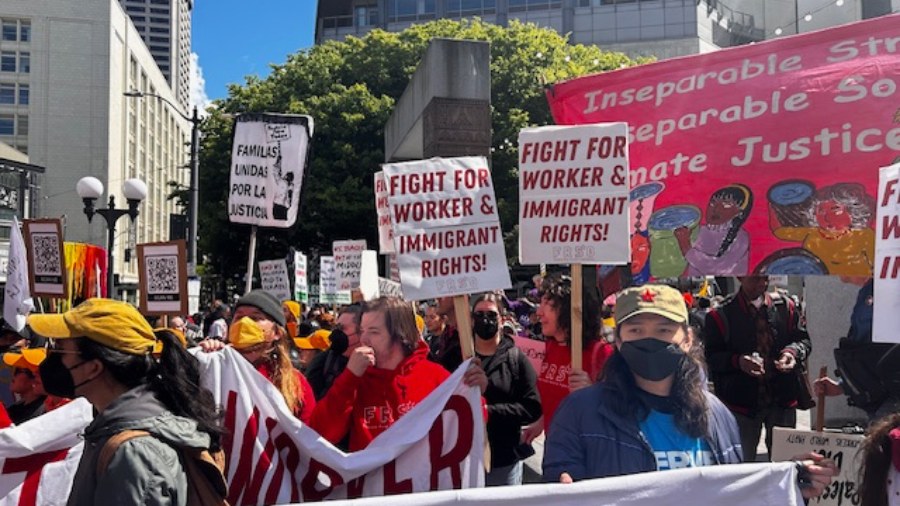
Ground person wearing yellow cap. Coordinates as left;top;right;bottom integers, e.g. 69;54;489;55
27;298;225;506
543;285;837;500
294;329;331;372
5;359;44;425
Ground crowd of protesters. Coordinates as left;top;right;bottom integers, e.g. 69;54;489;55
9;272;900;504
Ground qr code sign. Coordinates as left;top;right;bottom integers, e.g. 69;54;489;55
146;256;178;293
31;233;61;275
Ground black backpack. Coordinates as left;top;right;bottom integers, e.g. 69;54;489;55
833;339;893;413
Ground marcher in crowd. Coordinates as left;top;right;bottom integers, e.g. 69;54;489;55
205;302;230;340
521;272;613;444
857;413;900;506
429;296;462;373
423;302;446;346
294;329;331;373
310;296;486;451
200;290;315;423
705;276;811;461
470;293;542;486
543;285;836;501
6;364;46;424
28;299;226;505
305;303;364;400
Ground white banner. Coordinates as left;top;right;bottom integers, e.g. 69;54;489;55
294;252;309;304
322;462;804;506
259;259;292;302
319;256;352;305
0;399;92;506
333;240;367;291
771;428;864;506
874;162;900;343
4;217;33;332
375;172;396;254
518;124;630;265
360;250;380;301
383;157;511;300
228;113;313;228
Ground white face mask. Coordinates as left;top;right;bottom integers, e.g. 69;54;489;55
751;296;764;308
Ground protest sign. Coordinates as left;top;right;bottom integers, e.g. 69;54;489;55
294;252;309;304
547;14;900;277
518;124;630;265
512;335;545;374
360;250;380;301
383;157;511;300
4;217;33;332
333;240;367;291
137;240;188;315
22;219;67;298
259;259;292;301
375;172;395;254
378;277;403;298
320;255;352;305
771;427;864;506
874;162;900;343
228;113;313;228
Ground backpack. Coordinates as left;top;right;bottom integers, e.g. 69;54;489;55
833;339;892;413
97;430;229;506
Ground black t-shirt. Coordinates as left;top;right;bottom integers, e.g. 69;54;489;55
7;396;47;425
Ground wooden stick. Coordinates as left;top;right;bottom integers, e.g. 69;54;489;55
454;294;474;360
244;225;257;294
814;365;827;432
570;264;583;370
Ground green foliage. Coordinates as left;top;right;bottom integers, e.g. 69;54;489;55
198;18;646;284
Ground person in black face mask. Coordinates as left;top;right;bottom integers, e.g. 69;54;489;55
543;284;837;501
470;293;542;486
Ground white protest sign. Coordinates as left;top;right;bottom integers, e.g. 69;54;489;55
360;250;380;301
874;162;900;343
320;255;352;305
771;427;864;506
384;157;511;300
228;113;313;228
375;172;395;253
518;124;630;265
378;278;403;298
333;240;366;291
259;259;292;301
294;252;309;304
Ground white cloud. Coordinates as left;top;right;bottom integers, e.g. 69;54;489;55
189;52;212;115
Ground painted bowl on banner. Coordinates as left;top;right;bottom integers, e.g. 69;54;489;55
647;205;701;278
629;182;665;232
754;248;829;275
767;180;815;228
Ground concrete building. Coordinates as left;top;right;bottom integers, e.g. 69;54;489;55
119;0;192;110
316;0;897;60
0;0;190;296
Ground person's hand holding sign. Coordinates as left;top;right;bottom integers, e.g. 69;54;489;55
348;346;376;376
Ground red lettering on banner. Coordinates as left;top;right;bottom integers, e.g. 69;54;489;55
346;474;366;499
271;432;302;503
389;172;447;195
2;449;69;506
246;418;278;504
392;198;474;223
521;167;606;191
586;136;627;159
879;255;900;279
227;401;262;505
301;459;344;501
882;214;900;240
428;395;474;490
882;179;898;206
384;459;413;494
520;139;582;164
453;168;491;190
421;254;487;278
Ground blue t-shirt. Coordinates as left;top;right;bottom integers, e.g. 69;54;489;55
639;409;715;470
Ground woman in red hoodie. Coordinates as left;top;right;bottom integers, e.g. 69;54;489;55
310;296;453;451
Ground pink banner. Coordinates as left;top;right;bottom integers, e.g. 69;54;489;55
547;14;900;278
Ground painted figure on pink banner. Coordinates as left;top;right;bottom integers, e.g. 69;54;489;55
675;184;754;276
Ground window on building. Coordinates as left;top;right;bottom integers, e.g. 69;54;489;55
509;0;560;10
150;17;169;23
150;8;170;14
130;16;147;22
355;5;378;26
1;21;16;41
150;36;169;43
16;114;26;136
0;52;15;72
447;0;496;14
18;53;29;73
19;22;30;42
0;114;13;135
150;27;168;33
18;84;28;105
126;5;145;12
0;84;13;104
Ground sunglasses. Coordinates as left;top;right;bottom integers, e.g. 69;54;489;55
473;311;499;319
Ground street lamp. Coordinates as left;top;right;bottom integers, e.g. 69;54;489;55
124;90;200;276
76;176;147;299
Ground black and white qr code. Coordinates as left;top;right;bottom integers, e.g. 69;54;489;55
146;256;178;293
31;233;61;275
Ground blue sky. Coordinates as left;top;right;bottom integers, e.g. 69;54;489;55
193;1;317;101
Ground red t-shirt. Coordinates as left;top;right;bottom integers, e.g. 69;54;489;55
256;361;316;424
0;403;11;428
537;339;613;430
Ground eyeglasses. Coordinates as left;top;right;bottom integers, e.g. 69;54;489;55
473;311;499;319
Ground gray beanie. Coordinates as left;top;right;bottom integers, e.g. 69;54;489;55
235;290;286;327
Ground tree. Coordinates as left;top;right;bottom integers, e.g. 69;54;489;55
198;19;647;288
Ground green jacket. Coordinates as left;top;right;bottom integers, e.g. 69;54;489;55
67;385;213;506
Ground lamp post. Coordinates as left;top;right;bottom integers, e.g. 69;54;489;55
124;90;200;276
76;176;147;299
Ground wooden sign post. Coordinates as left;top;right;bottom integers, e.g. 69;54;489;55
454;295;474;360
570;264;584;370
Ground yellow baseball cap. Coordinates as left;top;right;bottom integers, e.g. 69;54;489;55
2;347;46;370
615;285;688;325
282;300;301;321
27;299;156;356
294;329;331;351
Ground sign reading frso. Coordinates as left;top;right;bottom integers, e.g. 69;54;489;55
771;427;864;506
547;14;900;277
874;162;900;343
228;113;313;228
319;255;352;305
375;172;395;253
518;124;630;265
22;219;67;298
294;252;309;304
333;240;367;291
383;157;511;300
259;259;292;302
137;240;188;316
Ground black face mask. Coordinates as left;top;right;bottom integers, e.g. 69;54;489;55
329;329;349;355
38;352;93;398
473;314;500;340
619;338;685;381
